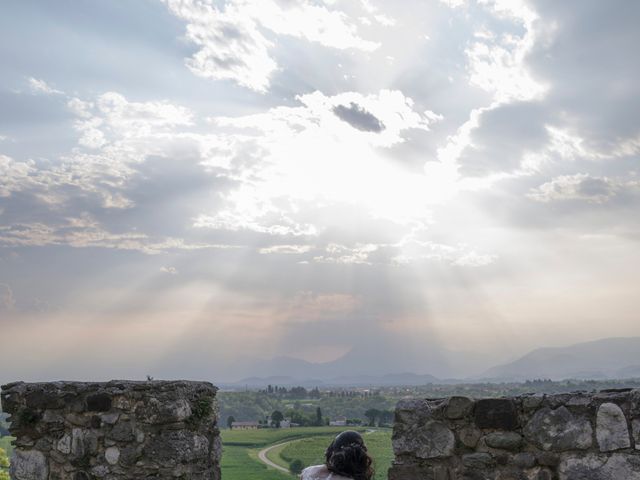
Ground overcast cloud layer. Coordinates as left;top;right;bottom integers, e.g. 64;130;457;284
1;0;639;383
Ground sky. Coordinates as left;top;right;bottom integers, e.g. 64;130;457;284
1;0;639;383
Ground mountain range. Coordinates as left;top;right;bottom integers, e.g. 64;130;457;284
222;336;640;387
479;336;640;381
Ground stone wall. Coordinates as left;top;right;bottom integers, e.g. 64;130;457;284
0;381;221;480
390;389;640;480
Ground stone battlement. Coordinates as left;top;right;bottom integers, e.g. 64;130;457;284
1;380;221;480
390;389;640;480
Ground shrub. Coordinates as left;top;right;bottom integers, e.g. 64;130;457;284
289;459;305;475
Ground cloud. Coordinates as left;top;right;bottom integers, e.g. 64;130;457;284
359;0;396;26
160;266;178;274
439;0;466;7
435;0;640;209
526;1;640;152
196;89;445;238
332;102;385;132
256;238;498;268
0;283;15;311
312;242;380;265
390;238;498;267
0;217;235;254
27;77;64;95
528;174;640;204
0;91;199;214
456;101;549;176
0;154;38;198
259;244;313;255
70;92;193;149
161;0;378;92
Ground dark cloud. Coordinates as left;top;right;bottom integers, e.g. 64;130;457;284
332;102;385;132
527;0;640;150
455;1;640;177
577;177;613;198
458;102;549;176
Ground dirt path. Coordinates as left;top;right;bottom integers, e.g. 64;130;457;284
258;440;296;474
257;429;377;475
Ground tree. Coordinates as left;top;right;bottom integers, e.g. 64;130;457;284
364;408;380;427
289;459;304;475
226;415;236;430
271;410;284;428
315;407;323;426
378;410;394;426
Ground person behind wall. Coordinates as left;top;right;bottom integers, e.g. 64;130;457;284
300;430;374;480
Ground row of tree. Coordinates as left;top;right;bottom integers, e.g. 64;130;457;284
363;408;394;427
227;407;325;429
261;385;322;399
259;385;382;399
227;406;394;428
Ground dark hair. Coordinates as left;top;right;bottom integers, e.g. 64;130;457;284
324;431;374;480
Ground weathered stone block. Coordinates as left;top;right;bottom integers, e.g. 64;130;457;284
536;452;560;467
633;418;640;450
485;432;523;451
459;425;482;448
524;406;592;451
513;452;536;468
143;430;210;465
56;434;71;454
107;420;135;442
86;393;112;412
474;399;519;430
559;453;640;479
596;402;631;452
463;452;495;469
393;419;455;459
104;446;120;465
522;394;544;411
388;463;438;480
446;396;474;419
9;449;49;480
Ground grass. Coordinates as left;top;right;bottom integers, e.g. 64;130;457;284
221;444;291;480
277;430;393;480
264;441;291;470
0;437;13;457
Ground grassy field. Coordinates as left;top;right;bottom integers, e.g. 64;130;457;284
221;444;291;480
0;437;13;457
220;427;392;480
274;430;393;480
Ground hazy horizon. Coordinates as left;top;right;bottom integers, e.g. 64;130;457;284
1;0;640;385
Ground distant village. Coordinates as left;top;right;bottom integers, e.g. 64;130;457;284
230;415;350;430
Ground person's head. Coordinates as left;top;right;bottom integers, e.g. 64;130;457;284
324;430;374;480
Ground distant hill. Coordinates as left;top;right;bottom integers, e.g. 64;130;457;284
480;337;640;381
221;336;640;387
231;337;489;385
